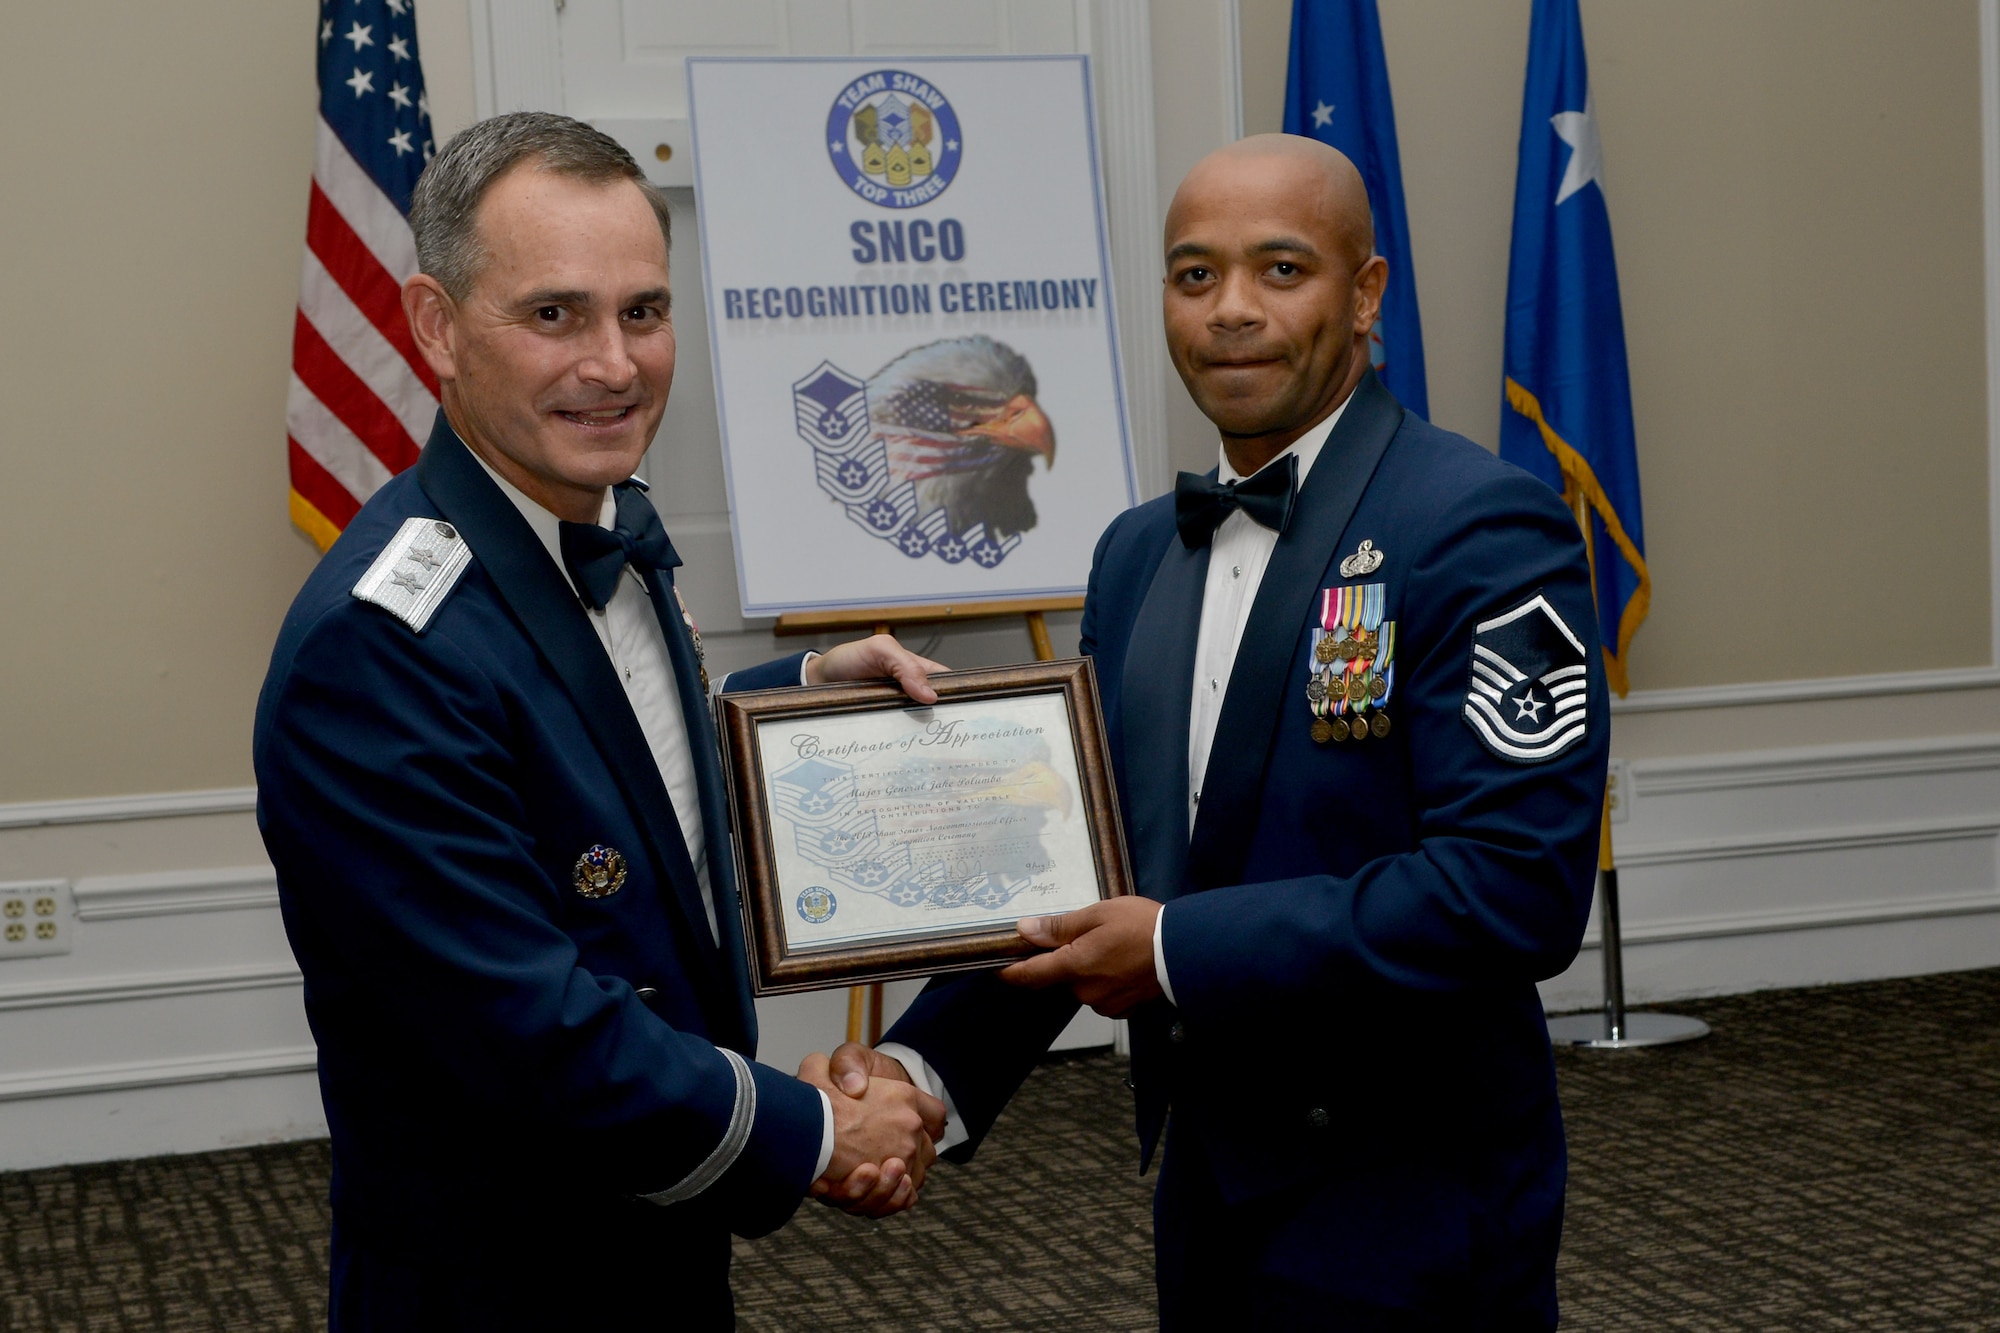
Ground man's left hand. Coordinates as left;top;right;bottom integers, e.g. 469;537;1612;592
807;634;948;705
999;897;1163;1018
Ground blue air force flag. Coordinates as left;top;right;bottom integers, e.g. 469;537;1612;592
1500;0;1649;695
1463;594;1590;764
1284;0;1428;418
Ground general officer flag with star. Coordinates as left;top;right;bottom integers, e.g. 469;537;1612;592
1284;0;1428;418
1500;0;1649;696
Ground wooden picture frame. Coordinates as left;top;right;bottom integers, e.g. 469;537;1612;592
717;657;1133;995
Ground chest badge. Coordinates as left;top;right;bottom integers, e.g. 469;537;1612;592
1309;582;1396;744
1338;540;1384;578
573;844;628;899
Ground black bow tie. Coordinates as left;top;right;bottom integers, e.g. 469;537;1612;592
1174;454;1299;549
558;484;681;611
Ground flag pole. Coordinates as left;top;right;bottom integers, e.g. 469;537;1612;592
1545;492;1708;1049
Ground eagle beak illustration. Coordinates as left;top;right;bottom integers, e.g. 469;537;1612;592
966;393;1056;465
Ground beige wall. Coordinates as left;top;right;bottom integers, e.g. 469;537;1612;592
0;2;323;802
1240;0;1992;693
1;0;1994;806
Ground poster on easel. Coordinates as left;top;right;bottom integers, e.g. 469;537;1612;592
687;55;1137;618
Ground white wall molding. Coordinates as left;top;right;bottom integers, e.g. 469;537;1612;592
1632;733;2000;797
1982;0;2000;665
1612;664;2000;714
72;866;279;921
471;0;565;118
0;786;256;831
1543;728;2000;1009
0;963;300;1014
0;1046;319;1105
1581;887;2000;952
1613;811;2000;871
1087;0;1172;500
1222;0;1245;141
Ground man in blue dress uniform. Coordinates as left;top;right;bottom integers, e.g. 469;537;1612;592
831;135;1609;1327
254;114;945;1330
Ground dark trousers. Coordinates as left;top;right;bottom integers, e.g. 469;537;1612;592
330;1197;734;1331
1152;1115;1563;1332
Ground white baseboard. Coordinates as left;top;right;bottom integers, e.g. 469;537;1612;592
1539;732;2000;1011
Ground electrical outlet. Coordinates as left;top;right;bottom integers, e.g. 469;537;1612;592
0;880;73;958
1605;759;1631;825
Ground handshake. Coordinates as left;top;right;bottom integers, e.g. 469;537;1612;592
798;1042;941;1219
789;896;1171;1219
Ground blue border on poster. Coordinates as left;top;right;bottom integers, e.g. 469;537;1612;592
687;54;1138;618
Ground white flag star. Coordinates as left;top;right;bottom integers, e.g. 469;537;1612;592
1311;101;1334;129
344;21;373;52
388;129;415;156
345;67;374;97
387;81;413;110
320;18;332;45
388;34;410;62
1550;89;1603;206
417;90;430;122
386;0;410;14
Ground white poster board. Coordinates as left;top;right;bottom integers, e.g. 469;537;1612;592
687;56;1137;617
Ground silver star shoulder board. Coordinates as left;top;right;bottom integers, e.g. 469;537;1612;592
1462;592;1590;764
350;517;473;634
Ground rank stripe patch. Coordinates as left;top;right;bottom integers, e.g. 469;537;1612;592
1463;707;1588;762
1461;592;1591;765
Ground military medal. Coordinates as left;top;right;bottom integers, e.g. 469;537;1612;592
1307;581;1397;744
674;587;710;695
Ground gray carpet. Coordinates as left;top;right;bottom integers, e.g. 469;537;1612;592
4;968;2000;1330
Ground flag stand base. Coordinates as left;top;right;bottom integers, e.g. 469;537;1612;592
1547;1010;1709;1048
1546;866;1711;1050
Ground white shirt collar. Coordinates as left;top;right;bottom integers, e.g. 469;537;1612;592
1215;390;1353;485
464;447;616;600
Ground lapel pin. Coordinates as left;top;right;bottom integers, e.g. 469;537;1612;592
573;844;628;899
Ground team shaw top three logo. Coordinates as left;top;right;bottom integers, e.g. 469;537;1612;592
827;69;963;208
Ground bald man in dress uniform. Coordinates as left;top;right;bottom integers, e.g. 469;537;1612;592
830;135;1609;1329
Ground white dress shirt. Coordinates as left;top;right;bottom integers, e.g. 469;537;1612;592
1154;397;1351;1006
470;455;836;1183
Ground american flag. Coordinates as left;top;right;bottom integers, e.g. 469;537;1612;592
287;0;438;552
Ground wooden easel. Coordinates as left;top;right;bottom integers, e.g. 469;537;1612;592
774;595;1082;1044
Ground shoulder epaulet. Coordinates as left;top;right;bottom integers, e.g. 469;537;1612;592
350;517;473;633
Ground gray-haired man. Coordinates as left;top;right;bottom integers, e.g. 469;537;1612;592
256;112;945;1330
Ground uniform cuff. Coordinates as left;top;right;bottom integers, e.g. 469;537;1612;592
875;1040;969;1154
1153;902;1178;1008
641;1048;756;1205
813;1088;835;1181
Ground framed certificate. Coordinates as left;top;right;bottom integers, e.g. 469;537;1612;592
717;658;1133;994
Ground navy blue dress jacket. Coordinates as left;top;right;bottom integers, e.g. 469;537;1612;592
254;418;818;1329
883;374;1608;1320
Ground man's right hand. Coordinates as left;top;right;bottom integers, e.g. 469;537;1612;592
798;1051;944;1219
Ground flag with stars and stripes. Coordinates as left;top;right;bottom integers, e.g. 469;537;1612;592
287;0;437;552
1283;0;1428;419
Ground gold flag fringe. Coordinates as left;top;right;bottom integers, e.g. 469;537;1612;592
1503;377;1650;697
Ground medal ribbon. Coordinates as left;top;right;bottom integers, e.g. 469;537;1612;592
1309;583;1397;736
